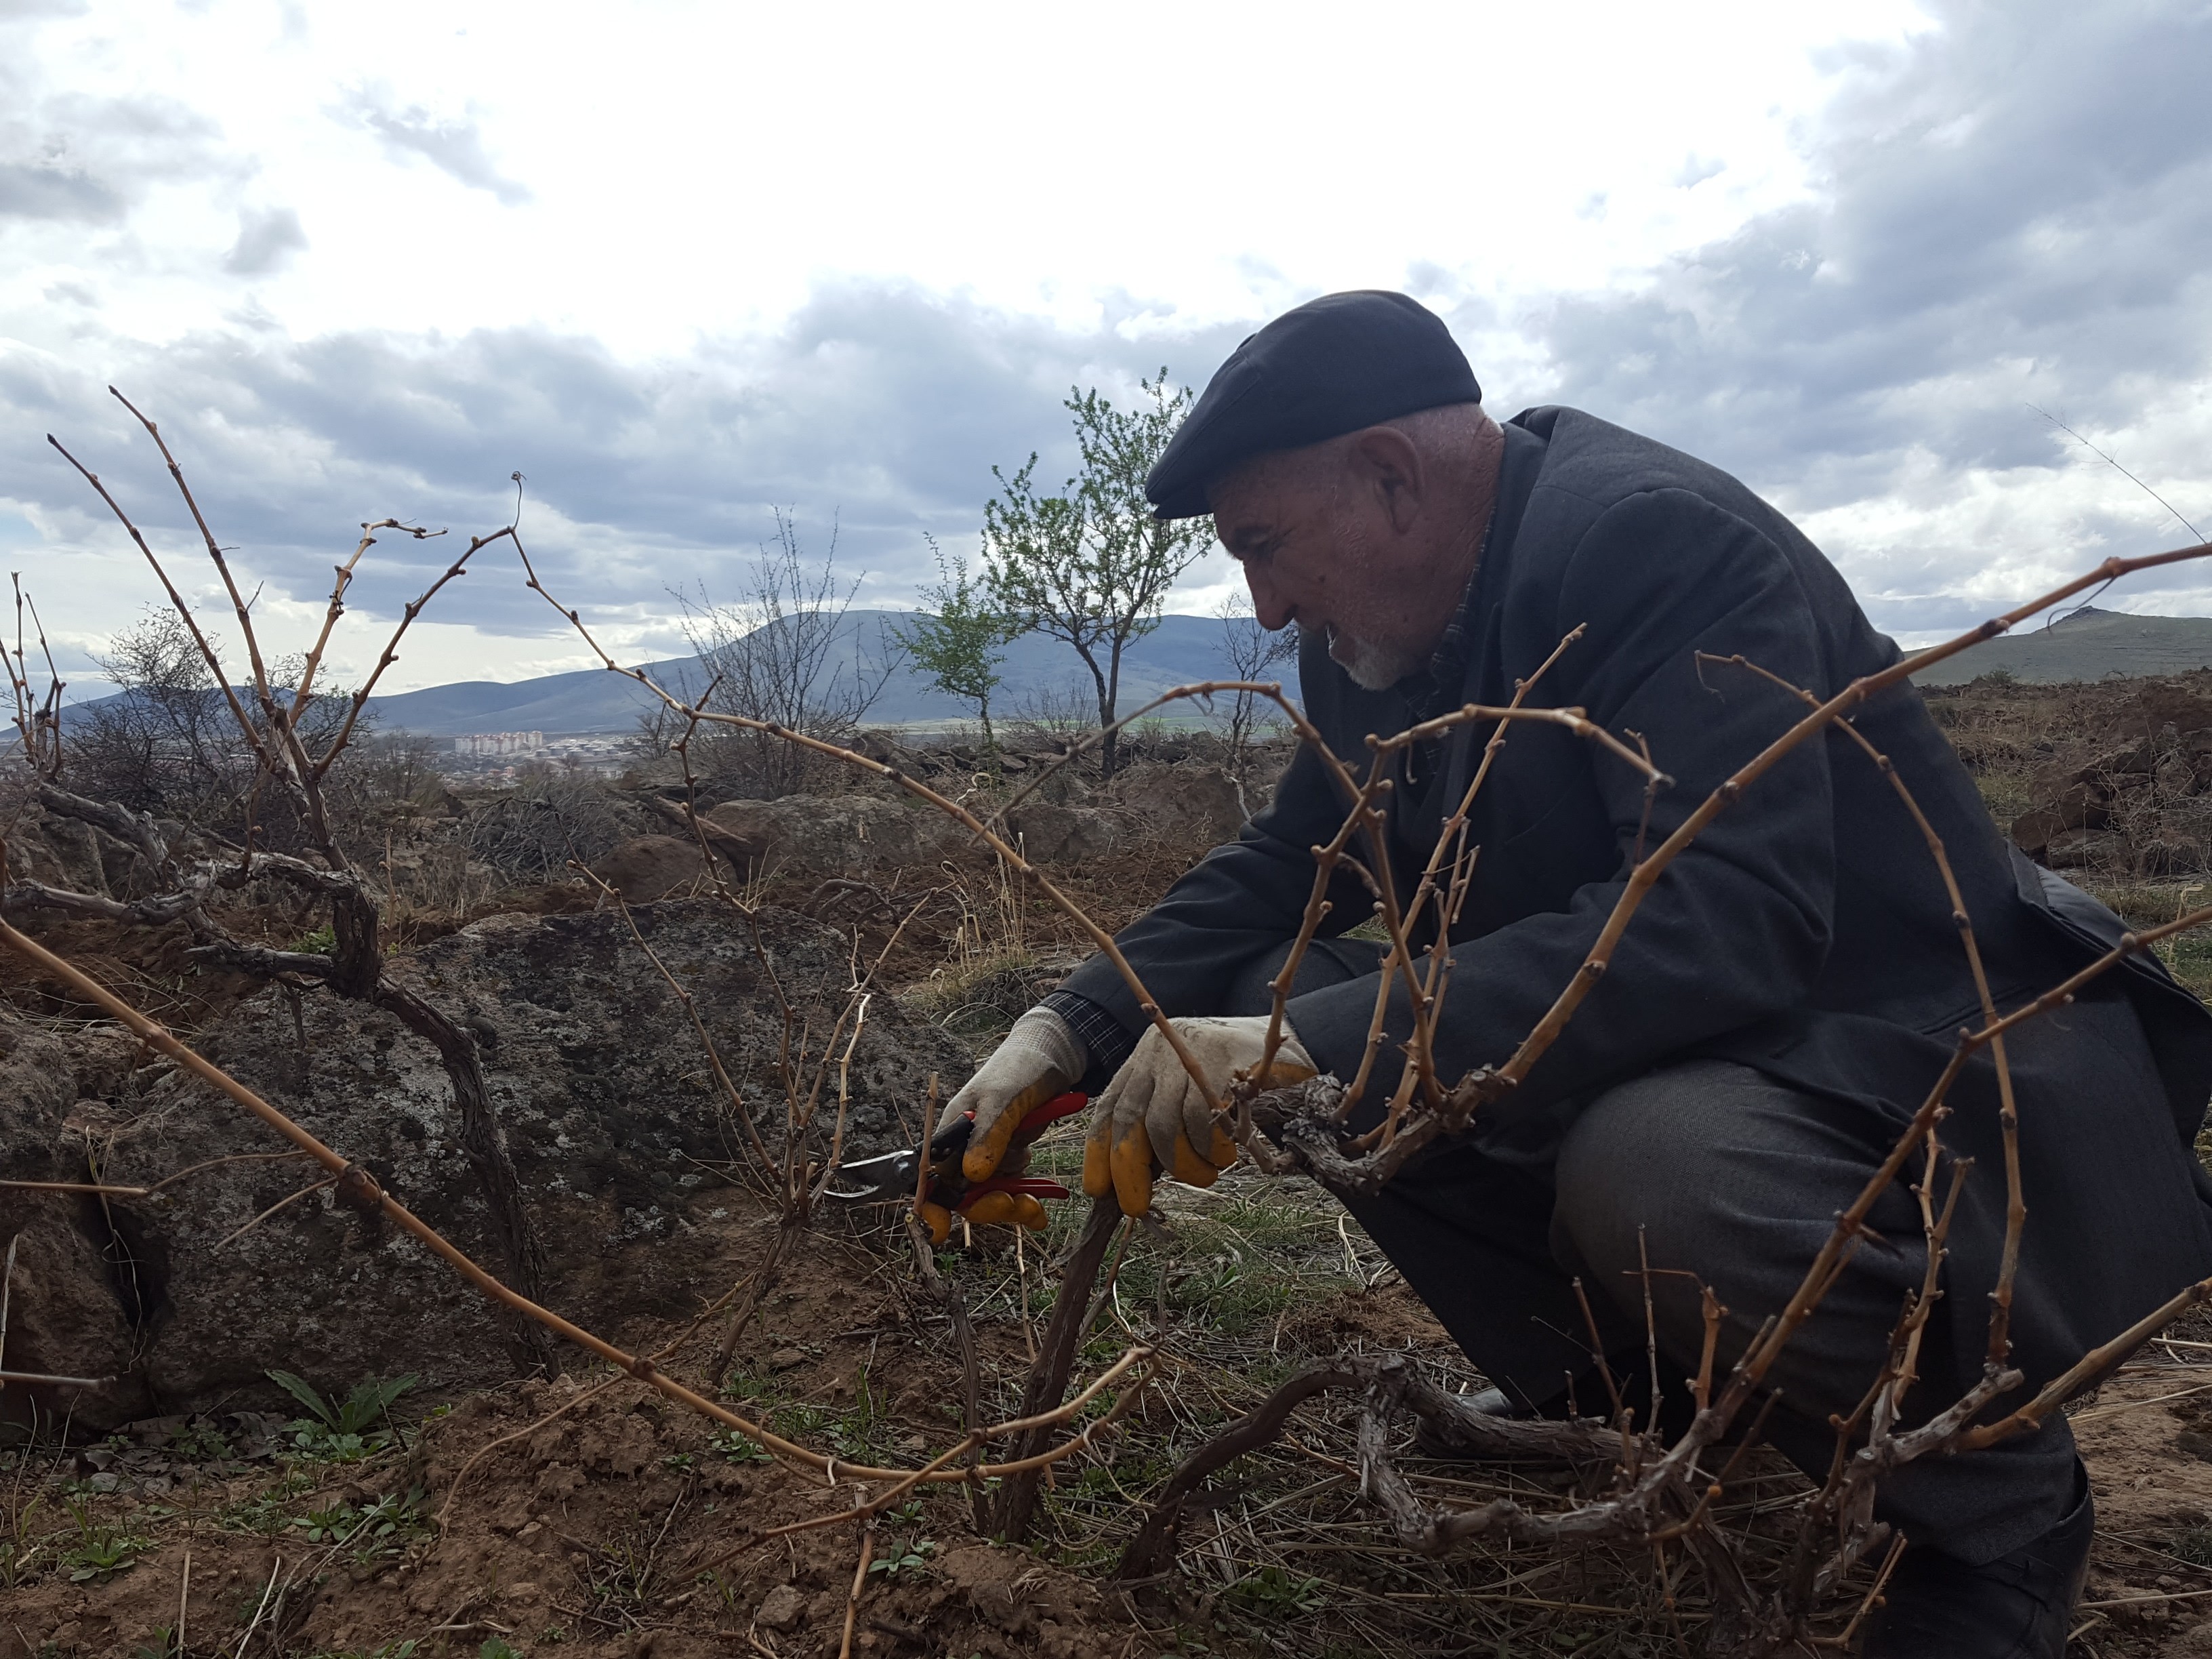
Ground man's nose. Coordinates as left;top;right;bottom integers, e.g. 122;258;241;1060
1245;565;1292;632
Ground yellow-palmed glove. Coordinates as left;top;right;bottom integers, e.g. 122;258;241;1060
935;1006;1086;1183
1082;1016;1316;1217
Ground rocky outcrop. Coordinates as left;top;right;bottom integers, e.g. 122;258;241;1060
2011;716;2212;874
588;833;713;901
1008;762;1249;865
1109;760;1246;846
0;900;967;1427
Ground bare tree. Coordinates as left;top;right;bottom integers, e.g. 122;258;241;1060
1214;591;1300;777
677;510;900;796
70;609;368;855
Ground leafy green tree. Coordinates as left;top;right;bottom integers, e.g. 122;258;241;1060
983;373;1212;777
894;535;1021;750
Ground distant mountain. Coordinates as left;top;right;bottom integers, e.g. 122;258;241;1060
60;611;1284;739
1909;607;2212;686
75;601;2211;737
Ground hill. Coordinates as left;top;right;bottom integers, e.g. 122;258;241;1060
363;610;1262;735
63;611;1281;738
1910;607;2212;685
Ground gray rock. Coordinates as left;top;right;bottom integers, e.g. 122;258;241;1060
0;900;966;1426
1108;761;1246;847
590;834;712;902
755;1582;806;1631
1010;762;1248;865
0;1017;151;1431
1008;802;1126;865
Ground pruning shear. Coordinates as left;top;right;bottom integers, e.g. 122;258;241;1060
827;1090;1088;1245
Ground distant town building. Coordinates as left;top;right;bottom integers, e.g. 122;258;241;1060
454;731;546;756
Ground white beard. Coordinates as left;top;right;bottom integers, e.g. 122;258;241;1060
1326;625;1425;692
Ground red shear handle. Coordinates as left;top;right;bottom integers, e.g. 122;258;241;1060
1013;1091;1088;1141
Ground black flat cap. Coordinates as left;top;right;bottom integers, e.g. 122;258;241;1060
1145;290;1480;519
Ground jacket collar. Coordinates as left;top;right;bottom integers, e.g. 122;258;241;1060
1429;419;1549;811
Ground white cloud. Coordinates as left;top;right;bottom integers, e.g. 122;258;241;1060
1522;0;2212;638
224;205;307;274
4;0;2209;686
336;85;531;206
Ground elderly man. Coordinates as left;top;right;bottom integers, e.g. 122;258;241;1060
941;291;2212;1654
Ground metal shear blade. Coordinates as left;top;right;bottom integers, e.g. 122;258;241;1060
822;1147;923;1203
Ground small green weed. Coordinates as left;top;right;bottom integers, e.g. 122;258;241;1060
707;1427;771;1464
720;1364;773;1404
222;1464;316;1534
167;1420;232;1462
291;1501;360;1544
2168;1525;2212;1566
266;1369;417;1461
868;1536;937;1580
765;1366;888;1462
1;1492;47;1589
1226;1564;1327;1618
289;1487;432;1565
64;1521;150;1582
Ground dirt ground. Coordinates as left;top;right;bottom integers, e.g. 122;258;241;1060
2060;1357;2212;1655
16;1146;2212;1659
1;1188;1139;1659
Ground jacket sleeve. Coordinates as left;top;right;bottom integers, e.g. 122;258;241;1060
1284;488;1837;1134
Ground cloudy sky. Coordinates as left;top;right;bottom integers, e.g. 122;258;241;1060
3;0;2208;696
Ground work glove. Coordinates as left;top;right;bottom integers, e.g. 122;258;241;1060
915;1187;1053;1247
1082;1015;1316;1218
935;1006;1086;1184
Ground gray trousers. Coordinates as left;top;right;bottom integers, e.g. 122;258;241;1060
1229;941;2078;1565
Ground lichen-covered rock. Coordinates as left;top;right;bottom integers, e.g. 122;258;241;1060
0;900;966;1425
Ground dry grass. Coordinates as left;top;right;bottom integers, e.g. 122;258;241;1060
894;1130;1844;1657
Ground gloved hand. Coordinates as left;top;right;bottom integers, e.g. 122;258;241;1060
1082;1016;1316;1217
935;1006;1086;1184
916;1186;1052;1246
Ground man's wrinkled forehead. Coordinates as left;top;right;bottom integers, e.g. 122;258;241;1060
1207;442;1347;551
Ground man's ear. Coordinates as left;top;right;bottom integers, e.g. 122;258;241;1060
1348;425;1425;533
